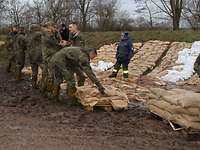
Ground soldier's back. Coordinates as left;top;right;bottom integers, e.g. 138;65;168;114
42;33;60;62
28;31;43;64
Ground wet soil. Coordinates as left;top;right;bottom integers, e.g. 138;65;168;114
0;66;199;150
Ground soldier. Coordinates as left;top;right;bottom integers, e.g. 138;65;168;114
27;24;43;88
109;32;134;78
194;54;200;77
6;26;18;73
68;21;85;47
40;22;61;93
14;27;27;81
60;21;85;47
49;47;105;100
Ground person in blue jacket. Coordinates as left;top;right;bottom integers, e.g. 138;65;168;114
109;32;134;78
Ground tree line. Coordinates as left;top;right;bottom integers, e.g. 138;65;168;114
0;0;199;31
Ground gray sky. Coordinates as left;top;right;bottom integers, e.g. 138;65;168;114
120;0;137;17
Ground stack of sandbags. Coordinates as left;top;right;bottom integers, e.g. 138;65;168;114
148;88;200;130
93;44;117;63
76;85;129;111
150;42;192;77
133;42;143;53
129;40;170;76
21;67;42;81
92;42;143;64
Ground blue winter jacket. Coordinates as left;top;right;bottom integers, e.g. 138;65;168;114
116;37;134;60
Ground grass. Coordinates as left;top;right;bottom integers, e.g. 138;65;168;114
83;30;200;48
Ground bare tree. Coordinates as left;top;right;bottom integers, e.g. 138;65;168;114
93;0;118;31
145;0;153;27
134;0;154;28
44;0;76;24
151;0;184;30
30;0;45;24
74;0;93;31
0;0;6;12
183;0;200;29
0;0;7;19
8;0;26;26
115;10;134;30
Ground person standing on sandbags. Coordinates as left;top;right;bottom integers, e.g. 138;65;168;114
109;32;134;78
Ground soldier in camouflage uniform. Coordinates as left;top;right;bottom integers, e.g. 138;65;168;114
194;54;200;77
41;22;61;92
68;22;86;86
27;24;43;88
6;26;18;73
68;21;85;47
14;27;27;81
49;47;105;99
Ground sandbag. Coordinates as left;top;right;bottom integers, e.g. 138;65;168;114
149;104;200;130
76;85;129;111
148;100;200;117
150;88;200;108
148;88;200;130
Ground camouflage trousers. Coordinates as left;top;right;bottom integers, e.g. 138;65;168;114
50;63;85;97
15;50;25;80
6;52;16;72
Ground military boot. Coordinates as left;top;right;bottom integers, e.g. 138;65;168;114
123;68;129;78
123;73;129;78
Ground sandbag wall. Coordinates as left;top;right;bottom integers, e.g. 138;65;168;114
149;42;192;77
148;88;200;130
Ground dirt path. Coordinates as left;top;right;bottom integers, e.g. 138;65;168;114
0;67;199;150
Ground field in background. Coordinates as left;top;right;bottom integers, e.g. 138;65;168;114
84;30;200;48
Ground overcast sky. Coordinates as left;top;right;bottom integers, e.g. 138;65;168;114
120;0;138;17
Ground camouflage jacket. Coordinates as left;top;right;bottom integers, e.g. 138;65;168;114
6;31;18;52
50;47;103;88
27;31;43;64
69;32;85;47
42;32;61;62
14;33;27;53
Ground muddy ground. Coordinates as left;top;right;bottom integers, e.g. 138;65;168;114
0;66;200;150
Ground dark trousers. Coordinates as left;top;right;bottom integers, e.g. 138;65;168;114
113;58;129;74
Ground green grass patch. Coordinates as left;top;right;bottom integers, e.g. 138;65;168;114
83;30;200;48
